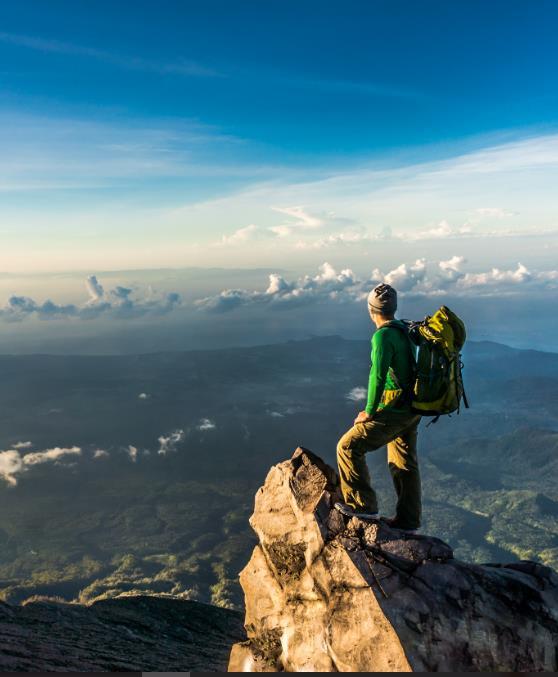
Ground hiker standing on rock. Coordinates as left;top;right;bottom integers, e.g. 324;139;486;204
335;283;422;532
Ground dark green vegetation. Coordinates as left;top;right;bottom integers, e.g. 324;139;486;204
0;337;557;608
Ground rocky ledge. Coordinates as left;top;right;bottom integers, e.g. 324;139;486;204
0;594;244;672
229;447;558;672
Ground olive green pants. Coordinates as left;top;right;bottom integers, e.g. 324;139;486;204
336;409;422;529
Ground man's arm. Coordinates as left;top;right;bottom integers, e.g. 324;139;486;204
364;329;393;417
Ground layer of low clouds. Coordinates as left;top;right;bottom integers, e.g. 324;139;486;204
2;256;556;322
0;275;181;322
195;258;558;313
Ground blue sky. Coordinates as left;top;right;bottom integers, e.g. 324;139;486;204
2;1;557;154
0;0;557;280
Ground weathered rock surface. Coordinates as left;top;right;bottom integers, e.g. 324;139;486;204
0;594;244;672
229;447;558;672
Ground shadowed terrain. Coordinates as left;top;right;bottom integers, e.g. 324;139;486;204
0;337;556;608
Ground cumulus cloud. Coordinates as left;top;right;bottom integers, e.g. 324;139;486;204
85;275;105;304
194;258;558;312
0;276;181;322
157;429;185;455
374;259;427;292
0;445;81;486
458;263;532;288
195;262;360;312
0;451;23;486
127;445;139;462
138;392;150;400
197;418;216;431
93;448;109;459
346;386;367;402
13;440;32;449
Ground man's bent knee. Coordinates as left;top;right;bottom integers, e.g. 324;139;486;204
336;428;362;459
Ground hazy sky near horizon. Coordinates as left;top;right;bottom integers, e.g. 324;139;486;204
0;0;557;276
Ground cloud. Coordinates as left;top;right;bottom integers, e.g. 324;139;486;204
475;207;517;218
0;451;23;486
127;445;139;462
0;445;81;486
194;258;558;312
294;230;370;249
138;393;150;400
214;224;279;247
195;262;360;313
93;449;109;459
197;418;216;431
213;207;323;247
438;256;467;283
458;263;532;288
157;429;185;455
0;31;222;78
13;441;32;449
23;446;81;466
272;206;323;229
406;220;473;241
346;387;367;402
85;275;105;304
0;276;181;322
269;206;324;237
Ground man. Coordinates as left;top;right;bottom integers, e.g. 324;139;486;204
335;282;422;532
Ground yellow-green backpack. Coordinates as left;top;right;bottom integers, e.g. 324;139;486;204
388;306;469;422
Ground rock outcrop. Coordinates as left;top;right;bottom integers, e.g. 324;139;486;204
0;594;244;672
229;447;558;672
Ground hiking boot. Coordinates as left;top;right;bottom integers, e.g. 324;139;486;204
334;502;379;520
381;516;421;534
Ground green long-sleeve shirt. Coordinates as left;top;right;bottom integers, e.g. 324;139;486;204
365;320;416;416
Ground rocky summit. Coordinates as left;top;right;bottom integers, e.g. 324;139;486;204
0;594;244;672
229;447;558;672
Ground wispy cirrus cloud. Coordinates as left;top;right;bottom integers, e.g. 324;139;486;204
0;31;222;77
269;206;324;237
0;111;252;194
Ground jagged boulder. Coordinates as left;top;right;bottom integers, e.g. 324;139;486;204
229;447;558;672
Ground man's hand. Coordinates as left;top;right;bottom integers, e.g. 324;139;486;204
354;410;374;425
